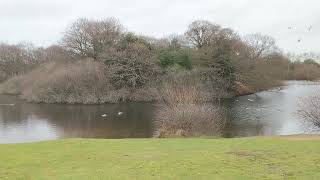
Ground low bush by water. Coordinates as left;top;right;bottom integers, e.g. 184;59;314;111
154;73;226;137
0;60;160;104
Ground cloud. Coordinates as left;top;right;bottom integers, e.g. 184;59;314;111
0;0;319;53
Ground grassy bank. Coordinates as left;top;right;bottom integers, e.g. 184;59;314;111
1;137;320;179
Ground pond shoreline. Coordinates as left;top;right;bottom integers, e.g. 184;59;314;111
0;81;319;143
0;82;284;105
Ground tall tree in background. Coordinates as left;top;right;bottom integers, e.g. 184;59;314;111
185;21;241;98
0;43;41;81
103;33;160;89
243;33;277;60
185;20;221;48
61;18;123;60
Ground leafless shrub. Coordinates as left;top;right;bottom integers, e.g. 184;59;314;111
154;72;226;137
155;103;226;137
160;72;208;104
0;62;60;95
0;59;161;104
238;60;284;92
298;94;320;128
0;60;110;104
22;60;110;104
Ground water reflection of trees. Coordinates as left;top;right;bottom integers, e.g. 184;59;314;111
224;91;287;137
0;101;156;139
0;104;28;127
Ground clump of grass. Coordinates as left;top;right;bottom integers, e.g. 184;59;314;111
154;71;226;137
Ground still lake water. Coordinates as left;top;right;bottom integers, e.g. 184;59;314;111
0;81;319;143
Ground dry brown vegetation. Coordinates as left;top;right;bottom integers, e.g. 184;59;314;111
236;59;286;92
22;60;109;104
287;63;320;81
0;60;160;104
155;103;226;137
154;72;226;137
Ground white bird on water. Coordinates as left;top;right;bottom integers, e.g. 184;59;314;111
118;112;123;116
248;99;254;102
0;104;15;106
101;114;107;117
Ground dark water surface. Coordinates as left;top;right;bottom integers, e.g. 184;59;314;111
0;81;319;143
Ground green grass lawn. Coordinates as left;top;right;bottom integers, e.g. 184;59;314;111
0;137;320;179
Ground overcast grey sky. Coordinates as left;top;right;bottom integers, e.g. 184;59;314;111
0;0;319;53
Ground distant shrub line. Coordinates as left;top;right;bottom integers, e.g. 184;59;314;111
0;18;319;104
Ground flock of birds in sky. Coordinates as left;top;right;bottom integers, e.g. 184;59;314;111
288;25;313;43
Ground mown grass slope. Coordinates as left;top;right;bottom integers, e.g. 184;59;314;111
0;137;320;179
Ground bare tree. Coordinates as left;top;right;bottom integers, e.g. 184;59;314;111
167;34;190;50
61;18;124;60
0;43;41;81
298;93;320;128
243;33;277;60
185;20;221;48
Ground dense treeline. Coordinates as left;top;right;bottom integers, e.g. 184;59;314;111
0;18;319;104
